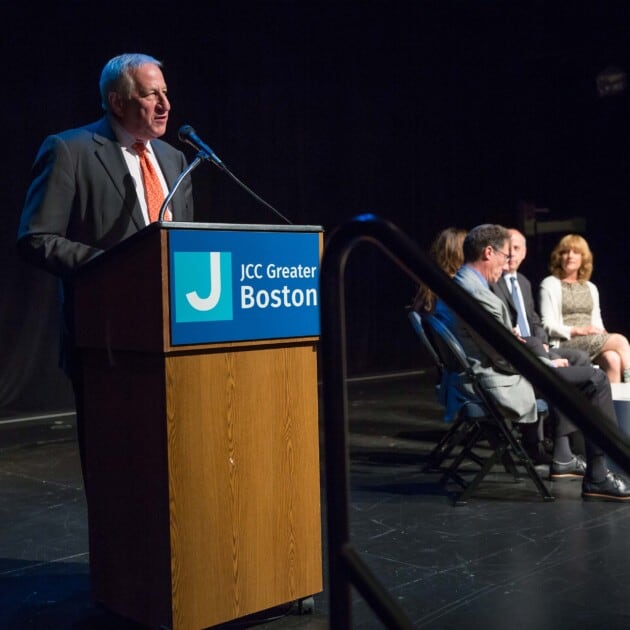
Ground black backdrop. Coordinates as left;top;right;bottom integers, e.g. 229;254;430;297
2;2;630;414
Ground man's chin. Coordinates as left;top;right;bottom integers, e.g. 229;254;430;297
151;122;168;137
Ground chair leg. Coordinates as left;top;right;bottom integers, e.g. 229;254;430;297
510;438;555;502
455;440;509;505
488;433;519;479
440;421;555;504
497;422;555;502
423;415;473;472
439;424;485;488
427;406;555;503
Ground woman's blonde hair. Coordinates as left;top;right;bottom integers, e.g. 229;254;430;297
549;233;593;281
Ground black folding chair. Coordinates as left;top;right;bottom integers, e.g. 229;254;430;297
409;310;519;475
410;310;554;504
408;310;483;472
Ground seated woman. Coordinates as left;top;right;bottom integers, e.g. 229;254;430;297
412;227;467;313
539;234;630;383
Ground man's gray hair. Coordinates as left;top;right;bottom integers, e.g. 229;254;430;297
463;224;510;262
99;53;162;111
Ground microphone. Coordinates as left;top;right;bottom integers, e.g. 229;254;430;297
178;125;224;169
177;124;293;225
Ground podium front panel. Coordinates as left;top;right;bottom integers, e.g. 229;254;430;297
168;228;321;346
77;223;323;628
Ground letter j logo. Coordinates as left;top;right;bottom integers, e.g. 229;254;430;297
173;251;233;322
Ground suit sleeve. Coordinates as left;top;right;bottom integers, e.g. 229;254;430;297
17;135;103;277
461;279;520;373
519;274;547;343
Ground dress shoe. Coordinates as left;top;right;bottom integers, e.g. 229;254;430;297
550;455;586;480
582;471;630;502
541;437;554;454
523;442;552;465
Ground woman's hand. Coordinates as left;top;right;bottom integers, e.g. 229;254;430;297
571;324;606;336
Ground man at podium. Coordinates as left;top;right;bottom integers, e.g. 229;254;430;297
16;52;195;489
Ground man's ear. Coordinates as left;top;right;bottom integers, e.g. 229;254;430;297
108;92;124;117
482;245;493;261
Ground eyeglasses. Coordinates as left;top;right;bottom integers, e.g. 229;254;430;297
492;247;512;262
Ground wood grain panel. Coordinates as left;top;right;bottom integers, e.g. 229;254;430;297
83;350;173;627
166;342;322;629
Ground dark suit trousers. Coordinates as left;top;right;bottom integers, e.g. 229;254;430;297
554;366;615;460
524;336;591;367
550;347;592;367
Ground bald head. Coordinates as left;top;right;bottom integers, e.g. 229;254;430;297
507;228;527;273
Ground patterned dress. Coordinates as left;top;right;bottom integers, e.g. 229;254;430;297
558;281;609;359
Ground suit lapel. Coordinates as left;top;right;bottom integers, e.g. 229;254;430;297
91;119;145;230
517;273;535;320
495;275;518;326
496;276;515;307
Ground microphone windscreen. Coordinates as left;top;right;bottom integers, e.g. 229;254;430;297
178;125;194;142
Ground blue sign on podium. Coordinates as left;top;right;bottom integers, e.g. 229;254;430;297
168;227;321;345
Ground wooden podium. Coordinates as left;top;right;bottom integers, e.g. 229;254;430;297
74;222;323;630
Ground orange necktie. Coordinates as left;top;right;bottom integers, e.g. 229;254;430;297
133;142;167;222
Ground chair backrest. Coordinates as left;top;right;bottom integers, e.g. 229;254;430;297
409;309;486;417
408;310;445;375
421;314;474;377
422;313;505;420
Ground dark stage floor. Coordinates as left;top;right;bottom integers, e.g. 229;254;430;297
2;370;630;629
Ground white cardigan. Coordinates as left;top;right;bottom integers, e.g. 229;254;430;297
538;275;605;347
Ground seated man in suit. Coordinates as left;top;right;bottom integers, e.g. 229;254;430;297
491;228;591;472
491;228;591;367
434;223;630;501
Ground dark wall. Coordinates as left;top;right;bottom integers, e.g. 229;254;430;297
2;2;630;412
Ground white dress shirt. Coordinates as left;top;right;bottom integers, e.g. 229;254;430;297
111;120;171;225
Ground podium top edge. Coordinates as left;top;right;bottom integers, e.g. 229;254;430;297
72;221;323;278
155;221;324;233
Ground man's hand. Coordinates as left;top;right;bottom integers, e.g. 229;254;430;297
551;358;569;368
513;329;527;343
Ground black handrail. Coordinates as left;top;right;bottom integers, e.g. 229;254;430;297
319;213;630;629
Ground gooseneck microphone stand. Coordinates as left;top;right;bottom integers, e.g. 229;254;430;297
161;125;293;225
157;155;204;223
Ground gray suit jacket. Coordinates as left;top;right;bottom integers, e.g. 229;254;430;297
17;116;195;372
434;265;538;424
17;116;194;276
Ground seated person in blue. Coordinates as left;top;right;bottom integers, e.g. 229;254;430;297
434;224;629;501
